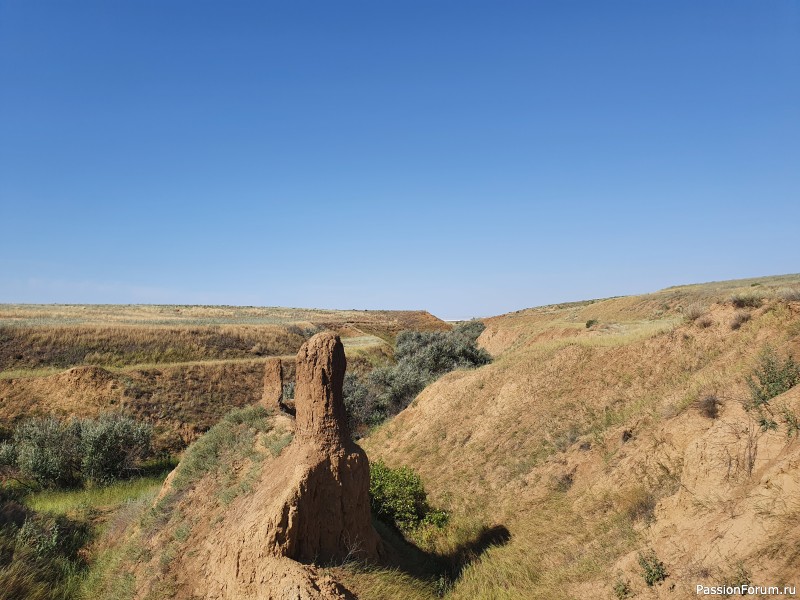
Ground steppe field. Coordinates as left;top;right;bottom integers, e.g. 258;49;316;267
2;274;800;600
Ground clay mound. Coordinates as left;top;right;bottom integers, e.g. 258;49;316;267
138;332;379;600
212;556;354;600
261;357;284;409
205;333;380;597
56;364;117;385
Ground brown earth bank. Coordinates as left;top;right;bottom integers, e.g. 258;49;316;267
0;360;276;453
0;306;445;451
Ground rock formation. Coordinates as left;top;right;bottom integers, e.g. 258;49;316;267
261;357;283;409
200;332;380;598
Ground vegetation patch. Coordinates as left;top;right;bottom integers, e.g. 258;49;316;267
695;395;721;419
730;310;752;330
730;294;763;309
1;415;152;488
169;405;290;494
369;460;449;534
638;549;668;586
683;302;707;323
344;321;491;431
746;346;800;408
0;487;90;600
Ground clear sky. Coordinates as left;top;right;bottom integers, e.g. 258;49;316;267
1;1;798;319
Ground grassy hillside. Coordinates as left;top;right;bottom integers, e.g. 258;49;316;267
356;274;800;598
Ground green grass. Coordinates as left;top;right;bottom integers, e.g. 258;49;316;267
169;404;290;494
1;472;164;600
0;366;64;380
25;475;169;516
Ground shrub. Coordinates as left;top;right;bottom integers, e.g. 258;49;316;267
372;323;491;417
345;322;492;430
0;441;16;469
171;405;279;492
696;315;714;329
746;347;800;407
585;319;599;329
342;372;373;433
638;549;668;586
683;302;707;323
7;415;152;488
730;294;762;309
14;418;82;488
730;311;751;330
776;287;800;302
781;406;800;438
369;460;447;533
696;395;720;419
80;415;152;485
757;415;778;432
613;578;632;599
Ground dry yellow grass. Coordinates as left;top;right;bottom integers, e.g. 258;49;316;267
358;275;800;598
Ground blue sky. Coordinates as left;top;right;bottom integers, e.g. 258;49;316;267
1;1;798;319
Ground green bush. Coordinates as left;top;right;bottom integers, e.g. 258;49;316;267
638;549;668;586
7;415;153;488
369;460;448;533
346;321;491;428
613;578;632;599
0;441;16;469
342;372;372;432
80;415;152;485
746;346;800;407
14;418;83;488
585;319;599;328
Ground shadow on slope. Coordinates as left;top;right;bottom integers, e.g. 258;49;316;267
373;518;512;589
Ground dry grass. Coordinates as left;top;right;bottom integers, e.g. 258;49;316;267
683;302;708;323
0;303;450;329
775;287;800;302
730;294;764;309
731;310;752;330
0;304;446;373
0;304;435;454
0;359;269;453
8;275;800;599
362;277;800;598
695;395;721;419
0;324;306;371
